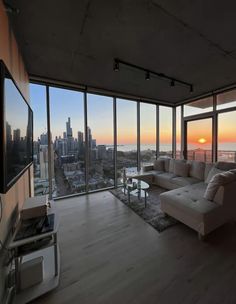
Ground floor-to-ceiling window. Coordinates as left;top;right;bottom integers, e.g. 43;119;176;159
49;87;85;197
140;103;156;165
117;99;137;184
30;82;179;197
186;118;213;162
87;94;114;190
218;111;236;162
159;106;173;157
30;83;49;196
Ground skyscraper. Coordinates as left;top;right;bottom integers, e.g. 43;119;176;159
78;131;84;150
66;117;73;138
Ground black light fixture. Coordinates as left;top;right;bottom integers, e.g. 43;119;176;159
145;71;150;81
113;59;119;72
113;58;193;92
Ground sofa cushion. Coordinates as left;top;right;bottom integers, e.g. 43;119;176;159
204;171;236;201
187;160;205;180
174;162;190;177
169;159;186;173
216;162;236;171
153;159;164;171
171;176;200;187
205;167;224;184
154;172;178;190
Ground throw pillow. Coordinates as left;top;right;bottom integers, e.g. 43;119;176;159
205;167;224;184
204;171;236;201
174;162;190;177
153;159;164;171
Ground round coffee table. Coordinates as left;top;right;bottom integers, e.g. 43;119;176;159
125;178;149;207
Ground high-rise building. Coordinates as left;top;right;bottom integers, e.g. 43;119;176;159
87;126;92;150
13;129;21;142
78;131;83;148
40;133;48;145
6;122;12;143
66;117;73;138
39;145;55;179
92;139;96;149
98;145;107;159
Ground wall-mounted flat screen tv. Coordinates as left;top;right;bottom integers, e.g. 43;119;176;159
0;60;33;193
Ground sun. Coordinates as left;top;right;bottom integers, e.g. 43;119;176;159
198;138;207;144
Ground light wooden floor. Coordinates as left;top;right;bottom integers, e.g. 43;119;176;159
31;191;236;304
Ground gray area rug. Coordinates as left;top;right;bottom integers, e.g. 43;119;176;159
110;186;179;232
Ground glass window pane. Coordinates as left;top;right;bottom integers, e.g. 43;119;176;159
117;99;137;184
184;97;213;117
30;83;49;196
218;111;236;162
176;106;181;159
217;89;236;110
187;118;212;162
159;106;172;157
140;103;156;166
50;87;85;197
87;94;114;190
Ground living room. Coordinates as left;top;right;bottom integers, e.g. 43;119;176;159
1;1;236;303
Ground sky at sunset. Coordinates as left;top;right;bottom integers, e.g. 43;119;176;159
30;83;236;149
30;84;172;145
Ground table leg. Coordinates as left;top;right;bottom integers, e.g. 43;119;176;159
54;233;58;276
138;189;141;200
145;190;147;208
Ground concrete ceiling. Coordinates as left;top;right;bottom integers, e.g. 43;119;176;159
6;0;236;104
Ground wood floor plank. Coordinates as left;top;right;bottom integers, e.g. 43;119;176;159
30;191;236;304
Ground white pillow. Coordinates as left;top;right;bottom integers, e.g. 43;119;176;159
204;171;236;201
205;167;224;184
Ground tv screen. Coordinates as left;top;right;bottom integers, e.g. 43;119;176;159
0;61;33;193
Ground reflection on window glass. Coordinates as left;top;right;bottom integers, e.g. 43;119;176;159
50;87;85;197
159;106;172;157
218;111;236;162
140;103;156;166
187;118;212;162
87;94;114;190
217;89;236;110
117;99;137;184
176;106;181;159
184;97;213;117
30;84;49;196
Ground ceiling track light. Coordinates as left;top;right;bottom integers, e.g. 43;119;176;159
113;58;193;93
113;60;119;72
145;71;150;81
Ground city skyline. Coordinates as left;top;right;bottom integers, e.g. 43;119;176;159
30;83;236;149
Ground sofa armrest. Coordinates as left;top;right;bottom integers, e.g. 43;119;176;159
142;165;154;172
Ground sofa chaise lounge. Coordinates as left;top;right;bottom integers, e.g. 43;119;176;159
142;158;236;240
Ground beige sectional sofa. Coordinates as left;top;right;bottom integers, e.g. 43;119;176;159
143;158;236;240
